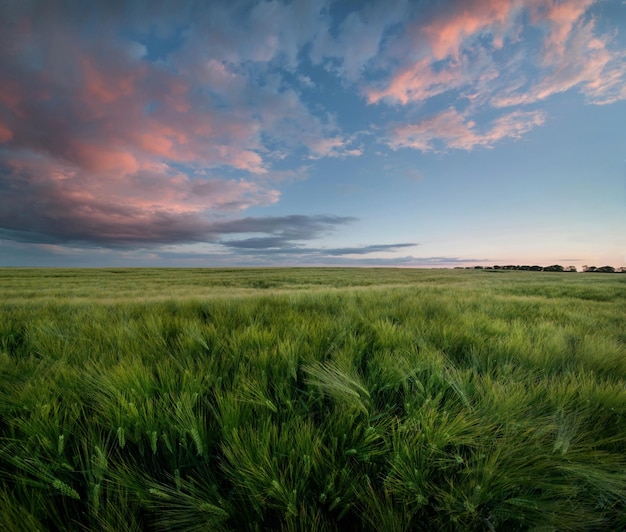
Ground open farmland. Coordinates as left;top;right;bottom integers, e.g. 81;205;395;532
0;268;625;530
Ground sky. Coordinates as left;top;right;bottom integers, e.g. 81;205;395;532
1;0;625;268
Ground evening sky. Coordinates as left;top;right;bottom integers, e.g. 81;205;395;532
1;0;625;268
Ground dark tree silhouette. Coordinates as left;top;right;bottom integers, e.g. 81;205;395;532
543;264;565;272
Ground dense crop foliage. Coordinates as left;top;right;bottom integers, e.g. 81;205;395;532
1;268;625;530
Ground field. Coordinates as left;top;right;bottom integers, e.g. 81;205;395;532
1;268;625;531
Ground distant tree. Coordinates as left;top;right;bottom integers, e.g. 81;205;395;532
618;267;626;273
530;265;543;271
493;265;501;269
566;266;577;272
543;264;565;272
474;266;484;269
596;266;615;273
583;265;597;272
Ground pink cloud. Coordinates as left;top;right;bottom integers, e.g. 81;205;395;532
367;0;626;112
364;0;625;153
0;148;280;244
306;136;362;159
0;122;13;143
1;38;273;175
367;57;464;105
535;4;626;106
0;1;345;189
492;13;626;107
139;132;175;158
80;55;144;105
529;0;595;62
0;0;363;250
366;0;524;106
387;108;545;152
421;0;521;61
487;110;547;143
0;83;23;116
70;142;140;174
0;0;356;216
0;16;301;245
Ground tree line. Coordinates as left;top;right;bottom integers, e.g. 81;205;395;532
454;265;626;273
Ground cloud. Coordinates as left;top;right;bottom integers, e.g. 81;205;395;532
366;0;625;107
0;0;364;250
0;194;358;251
324;243;416;255
387;108;546;152
530;0;595;62
0;238;472;268
0;151;280;245
215;219;417;258
362;0;626;150
306;135;363;159
0;122;13;143
364;0;522;105
297;75;315;88
492;8;626;107
223;240;417;255
0;13;274;178
405;169;423;182
367;57;464;105
181;0;330;71
311;0;410;82
217;215;356;250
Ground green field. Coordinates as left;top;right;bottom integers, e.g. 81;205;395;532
1;268;625;530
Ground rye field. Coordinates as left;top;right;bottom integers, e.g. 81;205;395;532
0;267;625;531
